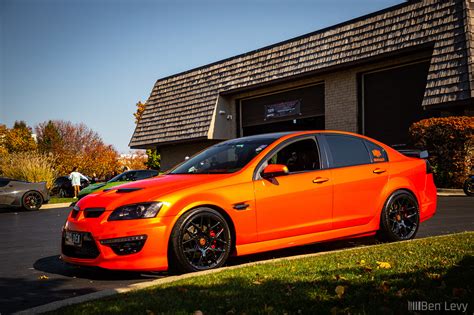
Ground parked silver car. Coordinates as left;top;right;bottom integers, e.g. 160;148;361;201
0;178;50;210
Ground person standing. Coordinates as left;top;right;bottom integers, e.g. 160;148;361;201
69;167;89;199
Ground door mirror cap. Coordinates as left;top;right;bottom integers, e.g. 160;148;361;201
262;164;289;179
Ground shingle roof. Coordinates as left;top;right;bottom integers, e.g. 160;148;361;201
130;0;472;148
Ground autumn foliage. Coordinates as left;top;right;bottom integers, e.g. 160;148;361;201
0;151;56;189
35;120;120;177
409;116;474;188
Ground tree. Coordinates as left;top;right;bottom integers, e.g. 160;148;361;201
35;120;119;177
0;124;8;156
146;149;161;170
134;101;146;124
37;120;62;153
119;151;148;170
133;101;160;170
3;121;37;153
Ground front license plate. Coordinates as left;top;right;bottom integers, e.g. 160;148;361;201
65;231;82;247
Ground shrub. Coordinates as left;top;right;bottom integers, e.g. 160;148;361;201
0;151;57;189
409;116;473;188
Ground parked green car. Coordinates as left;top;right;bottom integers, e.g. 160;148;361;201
78;169;159;199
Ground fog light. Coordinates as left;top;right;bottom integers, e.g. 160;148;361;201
100;235;147;255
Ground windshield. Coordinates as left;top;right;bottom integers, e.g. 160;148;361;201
170;138;276;174
107;171;134;183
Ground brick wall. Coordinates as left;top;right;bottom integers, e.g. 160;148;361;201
325;71;358;132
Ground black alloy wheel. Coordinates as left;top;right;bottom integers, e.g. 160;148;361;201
169;207;232;273
22;191;43;211
378;191;419;242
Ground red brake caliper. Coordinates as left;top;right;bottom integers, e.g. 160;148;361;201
209;230;216;249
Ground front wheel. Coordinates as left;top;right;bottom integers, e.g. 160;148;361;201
463;178;474;196
22;191;43;211
377;191;420;242
169;207;232;273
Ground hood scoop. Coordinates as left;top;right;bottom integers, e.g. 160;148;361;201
103;187;143;193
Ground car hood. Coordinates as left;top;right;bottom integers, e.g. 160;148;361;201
76;174;233;209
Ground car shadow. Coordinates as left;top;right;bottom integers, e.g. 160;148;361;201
33;255;167;280
227;236;378;266
34;237;377;280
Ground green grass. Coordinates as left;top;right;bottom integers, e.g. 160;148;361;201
51;232;473;315
48;197;75;204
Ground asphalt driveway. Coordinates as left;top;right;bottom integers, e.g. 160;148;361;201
0;196;472;314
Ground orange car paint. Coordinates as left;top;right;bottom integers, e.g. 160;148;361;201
61;131;437;271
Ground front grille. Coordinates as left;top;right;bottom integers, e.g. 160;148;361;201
62;232;100;259
84;207;105;218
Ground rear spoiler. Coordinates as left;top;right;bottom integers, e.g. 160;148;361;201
391;144;429;159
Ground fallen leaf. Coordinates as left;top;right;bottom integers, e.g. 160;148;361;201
359;259;366;265
194;310;204;315
146;310;155;315
252;280;262;285
376;261;391;269
335;285;345;298
38;275;49;280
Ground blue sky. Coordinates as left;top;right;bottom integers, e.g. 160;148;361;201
1;0;402;153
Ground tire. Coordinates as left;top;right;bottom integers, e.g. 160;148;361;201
463;178;474;196
22;191;43;211
169;207;232;273
377;190;420;242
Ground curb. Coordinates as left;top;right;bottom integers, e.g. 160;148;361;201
437;188;466;197
40;203;72;209
14;233;466;315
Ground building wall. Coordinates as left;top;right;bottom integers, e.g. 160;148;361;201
325;71;358;132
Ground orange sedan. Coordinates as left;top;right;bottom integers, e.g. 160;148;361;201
61;131;437;272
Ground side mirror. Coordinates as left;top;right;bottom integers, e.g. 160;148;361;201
262;164;289;179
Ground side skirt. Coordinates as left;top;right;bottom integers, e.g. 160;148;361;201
235;224;378;256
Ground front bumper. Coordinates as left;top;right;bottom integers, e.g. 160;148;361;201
61;211;175;271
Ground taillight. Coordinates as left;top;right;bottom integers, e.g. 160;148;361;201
425;160;433;174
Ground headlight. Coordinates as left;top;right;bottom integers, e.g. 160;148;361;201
108;202;163;221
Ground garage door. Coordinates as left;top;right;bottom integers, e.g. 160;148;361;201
240;84;324;136
361;60;437;145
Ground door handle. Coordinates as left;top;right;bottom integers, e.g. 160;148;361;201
373;168;386;174
313;177;329;184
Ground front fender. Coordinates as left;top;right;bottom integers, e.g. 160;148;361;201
160;182;257;245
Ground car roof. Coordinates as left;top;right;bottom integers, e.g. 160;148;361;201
225;130;367;143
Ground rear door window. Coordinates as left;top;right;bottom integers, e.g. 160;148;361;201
324;134;371;168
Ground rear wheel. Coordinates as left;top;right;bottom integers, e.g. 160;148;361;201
377;191;419;242
22;191;43;211
169;207;232;273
